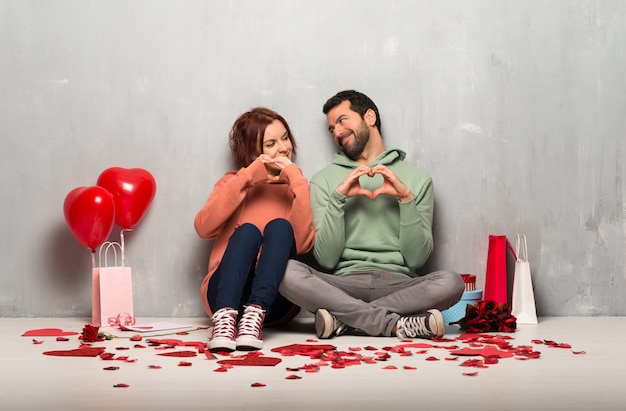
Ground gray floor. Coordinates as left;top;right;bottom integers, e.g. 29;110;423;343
2;315;625;411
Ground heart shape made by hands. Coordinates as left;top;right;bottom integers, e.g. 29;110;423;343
357;172;384;198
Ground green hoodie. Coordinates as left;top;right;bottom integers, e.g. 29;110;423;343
310;148;434;277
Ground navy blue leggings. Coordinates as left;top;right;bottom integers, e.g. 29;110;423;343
208;218;296;324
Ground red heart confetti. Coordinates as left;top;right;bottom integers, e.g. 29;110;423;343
460;359;489;368
396;343;435;349
26;322;587;387
157;351;198;357
113;383;130;388
449;345;515;359
218;356;282;367
100;352;115;360
271;344;336;356
22;328;79;337
43;347;106;357
285;375;302;379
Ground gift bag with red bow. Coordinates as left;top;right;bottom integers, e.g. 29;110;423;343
92;242;134;326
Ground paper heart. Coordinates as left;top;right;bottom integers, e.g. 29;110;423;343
97;167;156;229
396;342;436;349
157;351;198;357
270;343;336;355
449;345;514;359
217;356;282;366
43;347;106;357
22;328;80;337
146;338;184;346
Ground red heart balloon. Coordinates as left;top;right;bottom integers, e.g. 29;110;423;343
63;186;116;251
97;167;156;229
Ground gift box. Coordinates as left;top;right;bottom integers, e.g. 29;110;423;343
442;289;483;324
460;274;476;291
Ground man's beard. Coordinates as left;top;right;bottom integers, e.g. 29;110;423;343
341;120;370;161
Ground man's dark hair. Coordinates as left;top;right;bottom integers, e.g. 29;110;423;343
322;90;382;133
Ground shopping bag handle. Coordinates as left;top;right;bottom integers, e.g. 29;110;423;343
489;234;517;260
516;234;528;262
98;241;124;268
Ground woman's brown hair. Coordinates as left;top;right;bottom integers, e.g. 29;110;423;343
229;107;297;168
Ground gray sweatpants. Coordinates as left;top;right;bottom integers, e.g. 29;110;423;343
278;259;465;337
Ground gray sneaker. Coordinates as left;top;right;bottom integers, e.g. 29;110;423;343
315;309;350;339
396;309;445;340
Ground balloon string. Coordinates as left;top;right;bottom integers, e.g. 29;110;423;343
121;229;125;267
91;250;96;269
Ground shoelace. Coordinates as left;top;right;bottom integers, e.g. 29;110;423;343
334;319;349;336
211;308;238;339
401;315;430;337
237;305;265;337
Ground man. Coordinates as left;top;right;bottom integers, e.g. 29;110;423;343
279;90;464;340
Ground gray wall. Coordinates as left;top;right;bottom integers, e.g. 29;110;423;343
1;0;624;318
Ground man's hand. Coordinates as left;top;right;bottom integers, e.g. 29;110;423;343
336;165;414;201
369;164;414;202
336;165;376;198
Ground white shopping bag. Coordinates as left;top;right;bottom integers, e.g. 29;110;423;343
512;234;538;324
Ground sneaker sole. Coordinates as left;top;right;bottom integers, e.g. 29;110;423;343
208;337;236;352
235;335;263;351
427;309;445;338
315;309;334;339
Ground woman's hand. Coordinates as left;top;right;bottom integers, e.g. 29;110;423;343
259;154;293;178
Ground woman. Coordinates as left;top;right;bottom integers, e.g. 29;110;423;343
194;107;315;351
